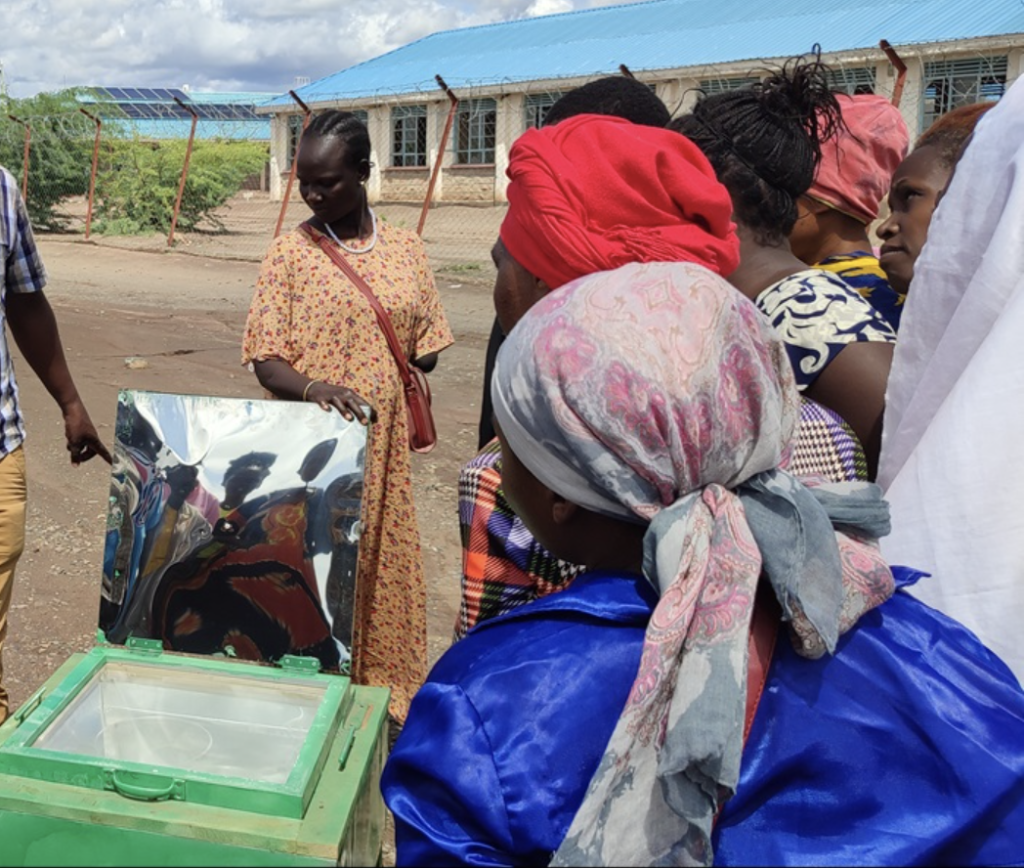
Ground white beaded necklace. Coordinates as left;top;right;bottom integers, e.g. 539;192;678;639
323;208;378;255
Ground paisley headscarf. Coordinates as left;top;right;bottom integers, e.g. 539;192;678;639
500;114;740;289
492;260;893;866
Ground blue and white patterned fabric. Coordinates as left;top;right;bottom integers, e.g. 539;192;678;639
0;166;47;457
756;268;895;390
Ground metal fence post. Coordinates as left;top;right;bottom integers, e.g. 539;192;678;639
417;75;459;238
168;96;199;247
880;40;908;108
273;90;312;239
78;108;102;240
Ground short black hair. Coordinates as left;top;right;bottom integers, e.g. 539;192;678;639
669;51;843;246
303;110;372;172
915;102;995;169
543;75;671;128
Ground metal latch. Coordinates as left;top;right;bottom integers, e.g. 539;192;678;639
279;654;320;675
125;636;164;656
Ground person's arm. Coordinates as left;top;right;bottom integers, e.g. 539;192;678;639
252;357;373;425
6;291;111;464
411;352;438;373
382;682;517;867
805;340;894;481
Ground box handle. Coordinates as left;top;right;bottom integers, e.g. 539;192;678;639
105;769;185;802
337;726;357;770
12;687;46;725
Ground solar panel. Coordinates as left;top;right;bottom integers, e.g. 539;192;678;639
167;89;190;102
105;87;128;101
138;88;157;100
123;103;144;119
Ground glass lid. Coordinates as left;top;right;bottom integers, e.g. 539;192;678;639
31;659;328;784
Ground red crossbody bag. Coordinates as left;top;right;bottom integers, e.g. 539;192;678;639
304;222;438;454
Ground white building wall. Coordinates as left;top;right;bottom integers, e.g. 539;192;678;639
263;35;1024;204
494;93;525;203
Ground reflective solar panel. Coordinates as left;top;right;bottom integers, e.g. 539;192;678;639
105;87;128;101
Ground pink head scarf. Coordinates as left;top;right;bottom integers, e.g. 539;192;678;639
494;261;894;866
500;114;740;289
808;94;909;224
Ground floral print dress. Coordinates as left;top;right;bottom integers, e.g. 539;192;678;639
242;220;453;721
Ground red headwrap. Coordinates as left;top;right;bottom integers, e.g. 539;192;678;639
808;94;909;225
500;114;739;289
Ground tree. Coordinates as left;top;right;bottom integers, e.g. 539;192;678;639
94;138;269;236
0;89;96;230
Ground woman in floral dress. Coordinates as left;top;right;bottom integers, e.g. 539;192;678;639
242;111;453;723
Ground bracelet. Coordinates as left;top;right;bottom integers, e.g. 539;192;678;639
302;380;319;401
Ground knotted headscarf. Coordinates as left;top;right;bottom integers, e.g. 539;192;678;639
500;115;740;289
808;94;909;225
492;261;893;866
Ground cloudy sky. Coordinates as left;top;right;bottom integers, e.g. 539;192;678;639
1;0;636;98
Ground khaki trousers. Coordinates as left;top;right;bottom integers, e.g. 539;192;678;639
0;447;27;724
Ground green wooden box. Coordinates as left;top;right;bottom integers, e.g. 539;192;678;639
0;392;388;866
0;646;388;866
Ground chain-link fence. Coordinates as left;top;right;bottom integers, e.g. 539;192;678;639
0;45;1012;274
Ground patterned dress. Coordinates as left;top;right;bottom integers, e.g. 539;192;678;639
815;251;904;332
242;221;453;721
755;268;896;391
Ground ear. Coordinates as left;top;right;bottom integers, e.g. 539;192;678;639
550;491;579;525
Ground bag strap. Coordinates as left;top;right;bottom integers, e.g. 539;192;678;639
744;586;779;744
714;586;779;830
302;221;414;389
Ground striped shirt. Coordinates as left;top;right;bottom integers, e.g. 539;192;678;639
0;166;47;456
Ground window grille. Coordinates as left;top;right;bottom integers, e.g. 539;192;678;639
524;93;565;129
698;76;761;95
456;99;497;164
826;67;876;95
922;56;1007;130
391;105;428;167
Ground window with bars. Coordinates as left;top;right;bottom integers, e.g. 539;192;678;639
286;110;368;169
826;67;876;95
524;93;565;129
698;76;761;95
922;56;1008;130
286;114;303;169
456;98;497;164
391;105;428;167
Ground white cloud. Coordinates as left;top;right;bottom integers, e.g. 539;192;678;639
524;0;574;16
0;0;647;98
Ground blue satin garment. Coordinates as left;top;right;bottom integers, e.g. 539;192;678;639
381;568;1024;867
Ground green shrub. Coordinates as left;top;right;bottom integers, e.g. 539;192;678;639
94;139;268;236
0;89;97;230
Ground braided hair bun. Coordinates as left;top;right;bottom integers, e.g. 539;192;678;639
670;48;843;245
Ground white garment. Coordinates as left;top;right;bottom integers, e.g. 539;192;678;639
878;77;1024;683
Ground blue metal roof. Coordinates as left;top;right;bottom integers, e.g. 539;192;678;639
265;0;1023;107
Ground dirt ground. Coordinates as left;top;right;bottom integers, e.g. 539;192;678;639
3;235;495;726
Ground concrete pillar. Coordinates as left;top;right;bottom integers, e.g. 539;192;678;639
366;105;387;205
494;93;524;204
1008;47;1024;85
898;55;926;137
268;113;289;201
425;99;452;204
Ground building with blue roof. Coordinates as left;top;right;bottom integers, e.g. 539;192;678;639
259;0;1023;204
